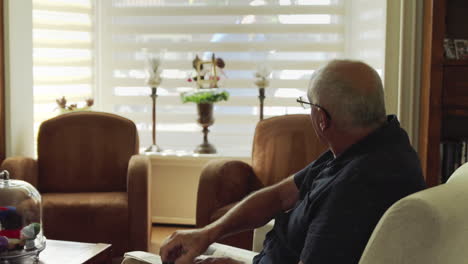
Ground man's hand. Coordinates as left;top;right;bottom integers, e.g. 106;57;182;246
160;229;213;264
160;176;299;264
194;256;243;264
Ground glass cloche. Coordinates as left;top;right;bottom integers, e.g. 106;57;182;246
0;170;45;262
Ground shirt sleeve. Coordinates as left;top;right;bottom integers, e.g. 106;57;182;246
299;173;396;264
293;165;310;189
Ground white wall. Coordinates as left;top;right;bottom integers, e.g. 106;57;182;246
3;0;34;157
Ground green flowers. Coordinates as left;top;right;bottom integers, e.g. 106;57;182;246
181;90;229;104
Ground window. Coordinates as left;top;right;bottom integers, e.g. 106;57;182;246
96;0;345;156
33;0;95;146
32;0;387;157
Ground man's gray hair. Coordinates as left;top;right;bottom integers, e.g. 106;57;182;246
308;60;386;130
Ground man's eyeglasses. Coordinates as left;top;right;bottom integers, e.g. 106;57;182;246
296;96;332;120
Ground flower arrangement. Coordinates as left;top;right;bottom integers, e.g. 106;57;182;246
182;53;229;104
56;96;94;113
187;54;226;88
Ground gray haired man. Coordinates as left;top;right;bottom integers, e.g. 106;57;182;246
160;60;426;264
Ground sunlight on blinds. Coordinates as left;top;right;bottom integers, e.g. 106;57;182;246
98;0;344;156
32;0;94;143
347;0;386;76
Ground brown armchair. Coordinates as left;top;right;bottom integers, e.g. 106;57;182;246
196;114;327;250
1;111;151;258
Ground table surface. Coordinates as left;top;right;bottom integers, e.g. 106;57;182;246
16;239;112;264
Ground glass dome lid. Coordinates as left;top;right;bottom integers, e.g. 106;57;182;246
0;170;45;261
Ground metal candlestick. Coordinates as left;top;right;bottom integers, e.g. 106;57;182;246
145;86;162;152
259;87;265;121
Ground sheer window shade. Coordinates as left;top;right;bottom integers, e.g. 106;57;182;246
98;0;345;157
33;0;94;145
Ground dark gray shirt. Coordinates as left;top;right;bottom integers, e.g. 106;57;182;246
253;115;426;264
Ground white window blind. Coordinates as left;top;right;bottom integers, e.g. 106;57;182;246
97;0;345;157
347;0;386;77
32;0;94;144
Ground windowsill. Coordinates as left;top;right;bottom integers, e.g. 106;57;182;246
141;148;251;161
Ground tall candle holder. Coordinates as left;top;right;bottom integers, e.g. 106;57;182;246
145;86;162;152
143;50;163;153
255;78;269;121
254;63;271;121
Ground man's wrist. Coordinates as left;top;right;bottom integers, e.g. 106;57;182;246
202;223;224;244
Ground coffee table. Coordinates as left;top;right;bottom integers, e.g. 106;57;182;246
17;239;112;264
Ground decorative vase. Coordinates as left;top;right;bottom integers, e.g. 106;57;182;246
194;103;216;154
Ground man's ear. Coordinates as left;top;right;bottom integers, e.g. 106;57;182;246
318;109;329;131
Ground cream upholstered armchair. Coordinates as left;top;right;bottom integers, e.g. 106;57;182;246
196;114;327;250
251;163;468;263
1;111;152;258
357;162;468;264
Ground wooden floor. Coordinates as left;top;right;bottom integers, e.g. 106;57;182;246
151;224;192;253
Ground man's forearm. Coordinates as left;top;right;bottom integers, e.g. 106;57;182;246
203;176;298;243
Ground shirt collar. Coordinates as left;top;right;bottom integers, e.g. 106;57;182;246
327;115;407;166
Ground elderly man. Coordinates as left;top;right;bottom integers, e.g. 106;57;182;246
160;60;426;264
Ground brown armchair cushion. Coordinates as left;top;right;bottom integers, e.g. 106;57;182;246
38;112;138;193
42;192;129;257
197;160;260;228
253;114;327;186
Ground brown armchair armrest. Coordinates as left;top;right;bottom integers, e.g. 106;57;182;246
196;159;262;228
127;154;151;252
1;157;38;188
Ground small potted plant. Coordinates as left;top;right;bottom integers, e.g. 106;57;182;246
182;54;229;154
56;97;94;114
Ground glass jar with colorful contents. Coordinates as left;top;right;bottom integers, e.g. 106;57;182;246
0;170;45;262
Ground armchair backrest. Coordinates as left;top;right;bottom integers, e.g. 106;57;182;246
446;161;468;183
252;114;327;187
37;111;139;193
359;162;468;264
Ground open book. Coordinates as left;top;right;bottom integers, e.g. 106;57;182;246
124;243;258;264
